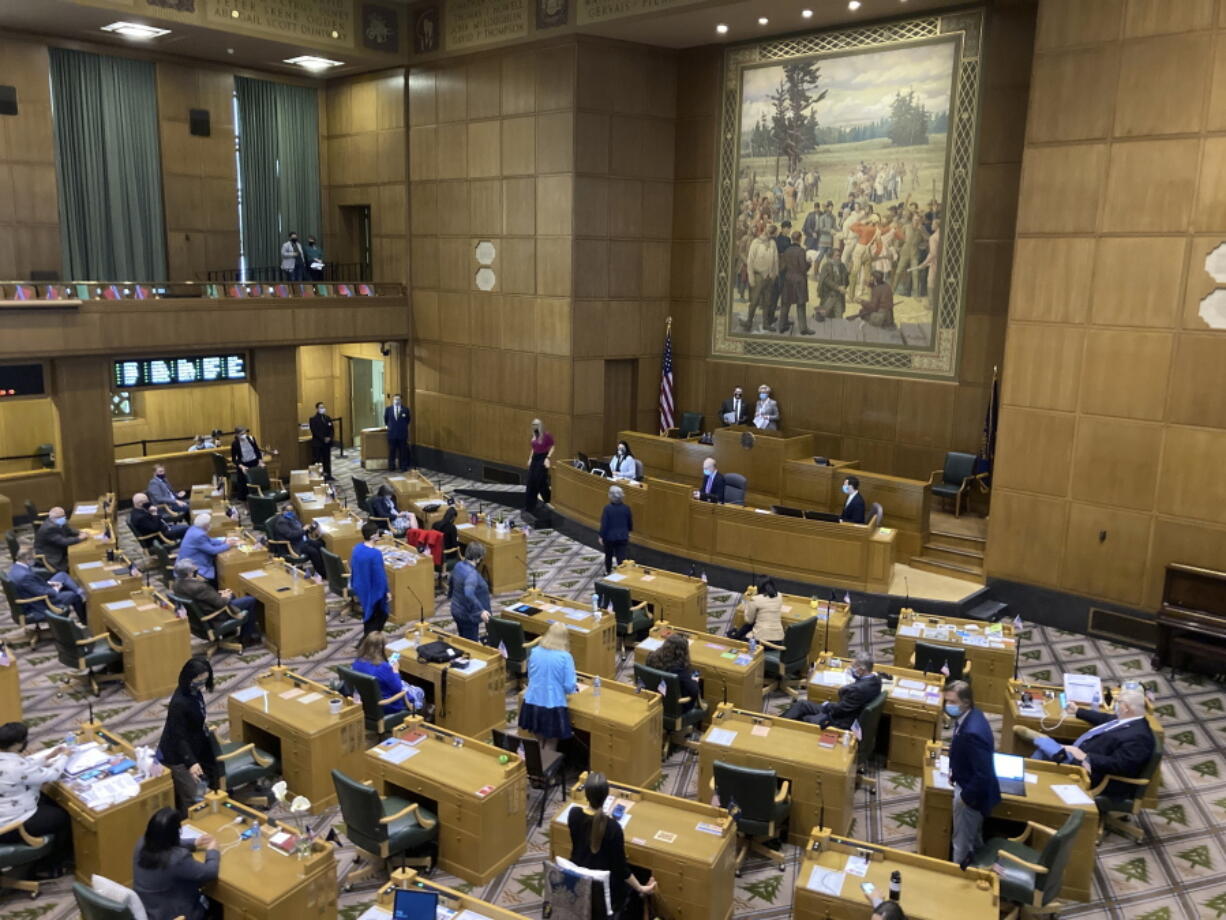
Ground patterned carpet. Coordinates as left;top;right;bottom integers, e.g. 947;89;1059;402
1;451;1223;920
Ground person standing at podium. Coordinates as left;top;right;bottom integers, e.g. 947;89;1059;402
719;387;751;426
753;384;780;430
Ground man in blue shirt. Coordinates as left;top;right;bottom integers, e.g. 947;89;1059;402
178;513;238;585
448;542;491;642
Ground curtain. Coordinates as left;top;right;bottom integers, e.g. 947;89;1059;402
49;48;167;281
235;76;322;274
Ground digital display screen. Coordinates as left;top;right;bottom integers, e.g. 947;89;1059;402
0;363;46;398
112;354;247;389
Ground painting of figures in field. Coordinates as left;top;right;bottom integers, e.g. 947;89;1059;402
729;39;956;349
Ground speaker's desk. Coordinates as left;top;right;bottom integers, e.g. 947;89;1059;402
807;653;942;773
217;538;271;592
361;426;389;470
0;647;20;723
72;557;144;634
795;827;999;920
375;537;436;625
893;611;1017;713
635;623;763;713
291;487;340;524
49;721;175;887
733;592;852;659
389;625;507;741
918;742;1097;902
369;868;533;920
600;560;708;632
697;703;856;840
185;793;337;920
226;668;365;809
1000;678;1164;809
456;519;527;594
237;562;327;658
712;426;816;497
565;673;663;788
314;511;363;561
500;589;617;678
101;589;191;700
549;774;736;920
365;718;528;885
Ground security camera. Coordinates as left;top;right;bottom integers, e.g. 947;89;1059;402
379;341;393;356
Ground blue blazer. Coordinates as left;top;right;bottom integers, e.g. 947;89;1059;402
8;563;60;618
349;542;389;620
599;503;633;543
178;527;230;580
384;405;411;440
448;560;490;630
523;647;577;709
697;471;726;504
949;707;1001;816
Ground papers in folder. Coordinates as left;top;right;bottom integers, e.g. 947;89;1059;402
231;686;268;703
705;727;737;746
79;773;141;810
638;637;664;652
1052;784;1094;805
65;744;110;775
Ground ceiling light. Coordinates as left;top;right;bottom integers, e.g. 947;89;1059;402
284;55;345;72
802;8;813;16
715;23;729;33
100;21;171;39
758;16;769;24
231;9;239;17
848;0;861;9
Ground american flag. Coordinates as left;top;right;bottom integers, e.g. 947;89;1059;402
658;319;675;434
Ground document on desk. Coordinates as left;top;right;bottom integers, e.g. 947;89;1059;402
932;771;952;790
106;599;137;610
1051;783;1094;805
77;561;104;570
602;573;627;582
77;504;99;514
388;638;414;652
639;575;655;582
898;678;925;691
88;579;120;590
297;692;324;704
705;727;738;746
455;523;475;531
844;854;869;877
455;658;487;673
279;688;305;700
355;907;392;920
242;569;269;579
806;865;846;896
817;669;850;687
378;742;420;764
638;637;664;651
897;624;920;637
295;492;317;502
231;686;268;703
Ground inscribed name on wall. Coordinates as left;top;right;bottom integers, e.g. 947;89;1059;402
445;0;528;49
205;0;354;44
576;0;703;25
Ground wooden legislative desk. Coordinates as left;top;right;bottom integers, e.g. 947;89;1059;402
893;610;1017;714
456;520;527;594
386;470;438;501
733;591;852;658
795;827;999;920
71;557;143;633
555;462;896;592
237;562;327;658
291;486;340;524
217;538;271;591
619;431;713;485
185;793;337;920
0;470;61;524
189;483;226;512
404;488;463;529
918;742;1098;902
500;589;617;678
114;449;224;503
550;774;736;920
289;467;325;492
69;495;111;531
361;426;389;470
635;624;764;713
697;703;857;840
314;511;363;561
365;717;528;885
807;653;942;773
368;869;532;920
67;525;113;566
101;588;191;700
600;560;708;632
374;537;436;625
50;721;176;887
566;672;663;788
0;493;11;532
0;647;21;722
1000;678;1164;809
227;668;365;809
711;427;815;498
389;625;507;740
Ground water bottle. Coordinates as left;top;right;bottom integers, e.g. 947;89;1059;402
591;591;601;612
389;651;400;667
63;731;76;749
249;818;263;852
889;870;901;901
701;570;708;584
593;675;602;697
748;636;757;655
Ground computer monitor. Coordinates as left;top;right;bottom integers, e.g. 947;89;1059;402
804;510;842;523
576;451;590;471
393;888;439;920
771;505;804;518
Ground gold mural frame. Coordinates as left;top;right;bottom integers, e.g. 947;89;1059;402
710;9;984;379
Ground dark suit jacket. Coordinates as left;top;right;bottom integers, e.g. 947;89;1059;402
697;470;726;504
308;413;334;443
230;435;263;468
370;495;399;521
719;398;751;426
157;687;217;776
949;707;1002;816
8;563;64;617
1073;709;1157;797
384;405;411;440
840;492;866;524
826;672;883;730
133;840;220;920
172;575;230;615
131;506;174;540
34;521;84;572
267;513;314;549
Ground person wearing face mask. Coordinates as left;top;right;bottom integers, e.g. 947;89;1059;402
178;513;239;585
147;464;190;517
280;231;306;282
304;235;324;281
129;493;189;544
0;721;72;877
598;485;633;575
943;680;1000;867
752;384;780;430
694;458;726;504
840;475;866;524
266;507;327;576
608;441;638;480
525;418;555;513
156;657;219;815
33;507;90;573
308;401;335;482
7;546;88;623
726;576;784;643
229;427;265;501
171;559;262;648
781;653;881;729
719;387;751;426
384;394;412;472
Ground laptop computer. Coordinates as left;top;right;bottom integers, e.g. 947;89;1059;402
993;752;1028;797
393;889;439;920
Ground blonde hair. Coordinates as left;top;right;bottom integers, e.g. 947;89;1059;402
539;621;570;651
356;632;389;665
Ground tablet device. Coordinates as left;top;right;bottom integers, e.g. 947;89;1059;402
993;752;1027;796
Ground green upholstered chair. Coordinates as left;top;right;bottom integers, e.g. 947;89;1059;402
634;662;705;749
492;728;565;828
762;615;817;697
244;466;288;502
0;818;55;898
1091;733;1163;843
246;495;279;532
337;664;411;737
332;769;437;886
595;581;652;663
911;641;970;683
928;451;985;517
854;690;887;794
168;590;245;657
1;571;56;645
45;610;123;696
485;616;539;689
676;412;704;439
970;810;1084;915
711;760;790;875
351;476;371;509
321;548;356;615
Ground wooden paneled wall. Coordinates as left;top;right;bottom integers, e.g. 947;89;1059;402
0;398;57;475
111;383;255;456
297;342;404;441
0;38;60;279
986;0;1226;611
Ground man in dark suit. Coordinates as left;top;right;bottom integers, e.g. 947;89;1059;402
782;653;882;729
693;458;726;504
266;508;327;576
945;680;1001;866
718;387;751;427
384;394;411;472
172;559;261;647
230;427;264;500
1014;688;1155;797
308;402;335;482
7;547;86;622
33;507;91;573
129;493;188;544
840;475;866;524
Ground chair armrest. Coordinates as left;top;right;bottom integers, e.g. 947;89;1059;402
268;540;304;558
380;801;436;830
198;608;227;622
379;689;408;707
106;634;124;653
1008;819;1055;845
15;594;51;606
524;636;542;648
760;639;785;651
1087;773;1149;797
996;848;1048;875
678;696;693;704
76;632;112;647
217;742;255;762
630;601;648;611
775;780;791;803
0;818;47;847
664;427;679;439
927;469;945;486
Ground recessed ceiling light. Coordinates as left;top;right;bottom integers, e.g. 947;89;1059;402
715;23;729;34
848;0;861;9
758;16;769;24
284;55;345;72
231;9;239;18
100;21;171;39
802;8;813;17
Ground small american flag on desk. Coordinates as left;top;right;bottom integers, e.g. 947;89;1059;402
658;317;674;434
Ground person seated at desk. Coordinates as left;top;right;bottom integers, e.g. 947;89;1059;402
34;508;92;573
598;485;633;576
518;622;578;752
186;432;219;452
567;772;657;919
1013;688;1155;796
863;892;906;920
156;658;218;814
781;652;881;729
0;721;72;878
130;493;189;544
7;546;87;622
944;680;1000;868
753;384;780;430
350;521;392;637
448;542;491;642
644;633;703;714
693;458;726;504
607;442;638;481
726;577;784;643
172;559;261;648
719;387;751;426
432;506;460;559
840;476;866;524
147;464;190;518
178;514;239;586
370;485;419;537
133;807;219;920
352;632;423;714
266;507;327;576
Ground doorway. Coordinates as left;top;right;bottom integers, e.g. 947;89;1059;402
603;359;638;448
339;205;372;280
348;357;384;445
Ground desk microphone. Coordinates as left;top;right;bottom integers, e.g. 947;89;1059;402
419;603;425;625
276;652;282;669
88;702;95;724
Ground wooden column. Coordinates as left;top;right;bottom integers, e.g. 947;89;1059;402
51;357;115;504
251;347;301;461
